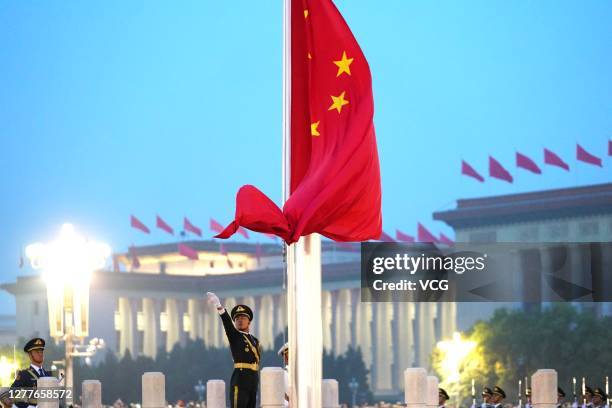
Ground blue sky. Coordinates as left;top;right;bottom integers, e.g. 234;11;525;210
0;1;610;311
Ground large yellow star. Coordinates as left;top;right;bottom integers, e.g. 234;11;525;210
333;51;353;77
311;121;320;137
304;9;309;18
328;91;349;113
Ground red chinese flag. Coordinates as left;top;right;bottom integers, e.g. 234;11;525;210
130;215;150;234
379;231;396;242
576;144;602;167
488;156;513;183
396;229;415;243
156;215;174;235
216;0;381;244
461;160;484;182
184;217;202;237
438;233;454;245
238;227;250;239
544;148;569;171
129;246;141;269
417;223;439;243
210;218;225;234
516;152;541;174
608;140;612;156
178;243;199;260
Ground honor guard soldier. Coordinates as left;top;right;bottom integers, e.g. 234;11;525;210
592;389;607;408
584;386;595;408
277;343;289;407
439;388;450;408
491;386;506;408
558;387;566;408
482;387;494;408
0;338;51;408
207;292;261;408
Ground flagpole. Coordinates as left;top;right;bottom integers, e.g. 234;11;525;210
283;0;322;406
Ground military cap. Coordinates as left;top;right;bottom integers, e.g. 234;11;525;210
24;337;45;352
231;304;253;321
439;388;449;401
526;387;532;396
593;388;607;400
277;342;289;356
493;386;506;399
482;387;493;397
557;387;566;398
585;386;594;396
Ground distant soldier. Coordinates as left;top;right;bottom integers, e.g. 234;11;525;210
584;386;595;408
558;387;566;408
277;342;289;407
591;388;607;408
0;338;51;408
439;388;449;408
207;292;261;408
482;387;494;408
491;386;506;408
526;387;533;408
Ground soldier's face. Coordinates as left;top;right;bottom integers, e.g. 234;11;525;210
29;349;44;365
592;396;602;406
439;396;447;406
558;394;564;404
234;315;250;331
483;395;491;403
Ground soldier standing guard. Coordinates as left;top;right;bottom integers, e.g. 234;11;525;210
207;292;261;408
491;386;506;408
439;388;449;408
482;387;494;408
277;343;289;407
0;338;51;408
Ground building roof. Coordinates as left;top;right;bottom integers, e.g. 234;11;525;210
433;182;612;229
0;261;361;297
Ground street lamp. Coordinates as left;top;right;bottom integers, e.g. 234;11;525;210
348;377;359;408
194;379;205;403
26;223;110;404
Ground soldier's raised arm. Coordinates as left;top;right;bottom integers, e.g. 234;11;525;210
206;291;239;341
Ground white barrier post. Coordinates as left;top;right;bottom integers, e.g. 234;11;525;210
532;369;558;408
37;377;60;408
427;376;439;408
206;380;226;408
322;379;339;408
82;380;102;408
142;372;165;408
261;367;286;407
405;368;428;408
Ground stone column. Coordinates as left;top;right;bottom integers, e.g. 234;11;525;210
404;368;427;408
354;296;373;375
321;290;333;351
260;367;285;407
437;302;456;341
206;380;226;408
373;301;393;392
117;297;134;357
82;380;102;408
176;299;188;347
37;377;59;408
532;369;558;408
187;298;199;341
142;298;157;358
165;299;179;352
334;289;352;355
395;302;415;390
426;376;439;408
416;303;437;368
142;372;165;408
322;379;339;408
258;295;275;350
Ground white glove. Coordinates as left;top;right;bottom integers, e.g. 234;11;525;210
206;292;222;308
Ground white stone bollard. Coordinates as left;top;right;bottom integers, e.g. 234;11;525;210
206;380;226;408
142;372;165;408
426;376;439;408
82;380;102;408
322;379;339;408
261;367;286;407
37;377;59;408
532;369;558;408
404;368;428;408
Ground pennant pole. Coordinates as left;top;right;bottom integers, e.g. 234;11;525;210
283;0;323;406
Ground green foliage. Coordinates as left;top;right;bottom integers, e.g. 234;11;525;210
432;304;612;405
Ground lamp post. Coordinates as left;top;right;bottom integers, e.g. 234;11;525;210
26;223;110;405
194;379;205;403
348;377;358;408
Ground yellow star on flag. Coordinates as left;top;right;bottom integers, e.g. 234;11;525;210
333;51;353;77
311;121;320;137
304;9;309;18
328;91;349;113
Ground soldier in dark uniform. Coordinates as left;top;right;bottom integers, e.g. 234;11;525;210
591;388;607;408
439;388;449;408
0;338;51;408
558;387;566;408
207;292;261;408
583;386;595;408
491;386;506;408
482;387;494;408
